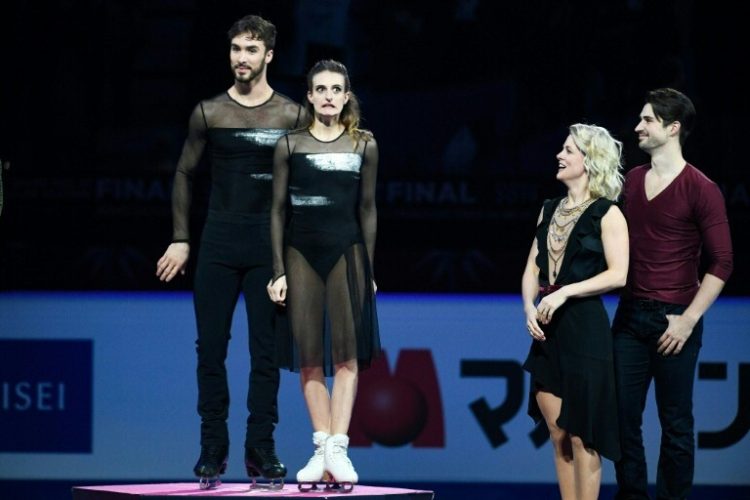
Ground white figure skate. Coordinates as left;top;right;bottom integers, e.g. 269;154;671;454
296;431;330;492
324;433;358;492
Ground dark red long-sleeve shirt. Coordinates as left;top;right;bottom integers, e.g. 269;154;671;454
622;163;733;305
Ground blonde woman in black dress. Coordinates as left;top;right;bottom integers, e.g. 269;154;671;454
522;124;628;500
268;60;379;490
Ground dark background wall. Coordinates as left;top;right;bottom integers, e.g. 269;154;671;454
1;0;747;294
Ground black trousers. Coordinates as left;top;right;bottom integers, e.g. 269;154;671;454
612;297;703;500
194;217;280;450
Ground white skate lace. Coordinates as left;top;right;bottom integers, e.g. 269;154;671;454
301;438;325;468
306;446;324;465
329;442;352;466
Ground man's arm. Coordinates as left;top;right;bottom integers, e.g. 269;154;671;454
658;181;733;355
156;103;208;282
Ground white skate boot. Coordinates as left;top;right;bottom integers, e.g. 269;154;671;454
296;431;329;491
324;433;358;492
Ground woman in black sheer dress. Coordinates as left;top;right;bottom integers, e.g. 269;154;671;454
268;60;379;489
521;124;628;500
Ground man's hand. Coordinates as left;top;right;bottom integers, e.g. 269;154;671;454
657;313;697;356
156;242;190;282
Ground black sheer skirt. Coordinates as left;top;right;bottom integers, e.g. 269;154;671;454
277;242;380;376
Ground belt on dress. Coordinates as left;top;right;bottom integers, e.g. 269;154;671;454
539;284;562;297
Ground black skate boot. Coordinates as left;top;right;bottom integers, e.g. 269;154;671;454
245;446;287;490
193;444;228;490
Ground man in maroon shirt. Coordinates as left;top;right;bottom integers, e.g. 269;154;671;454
613;88;733;500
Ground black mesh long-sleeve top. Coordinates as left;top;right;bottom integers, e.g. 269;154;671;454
270;129;378;279
171;91;306;242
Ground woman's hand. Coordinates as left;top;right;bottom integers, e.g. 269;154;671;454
525;304;546;341
267;275;287;306
536;287;568;325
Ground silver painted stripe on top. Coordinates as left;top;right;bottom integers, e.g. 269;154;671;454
250;173;272;180
234;129;287;146
291;194;333;206
305;153;361;172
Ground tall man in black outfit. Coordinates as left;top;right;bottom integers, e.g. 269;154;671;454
156;15;307;488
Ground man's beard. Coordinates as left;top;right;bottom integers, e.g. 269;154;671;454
234;60;266;84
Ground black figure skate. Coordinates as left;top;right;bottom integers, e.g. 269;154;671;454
245;446;287;490
193;444;228;490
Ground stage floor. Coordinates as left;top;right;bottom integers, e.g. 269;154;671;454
72;482;434;499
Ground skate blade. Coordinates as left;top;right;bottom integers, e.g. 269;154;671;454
297;481;321;492
249;477;284;491
324;480;354;493
198;476;221;490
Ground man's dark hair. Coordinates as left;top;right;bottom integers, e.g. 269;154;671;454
646;88;696;145
227;15;276;50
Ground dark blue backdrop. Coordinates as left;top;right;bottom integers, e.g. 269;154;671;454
1;0;747;293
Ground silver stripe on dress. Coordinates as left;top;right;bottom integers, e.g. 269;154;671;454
233;129;286;146
249;173;272;180
291;194;333;206
305;153;361;173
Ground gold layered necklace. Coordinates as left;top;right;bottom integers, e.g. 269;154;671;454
547;197;597;279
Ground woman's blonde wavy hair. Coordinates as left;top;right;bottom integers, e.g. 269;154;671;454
569;123;624;201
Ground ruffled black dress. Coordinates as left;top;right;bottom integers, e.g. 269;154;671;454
523;196;621;461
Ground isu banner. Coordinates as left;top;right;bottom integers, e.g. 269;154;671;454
0;292;747;484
